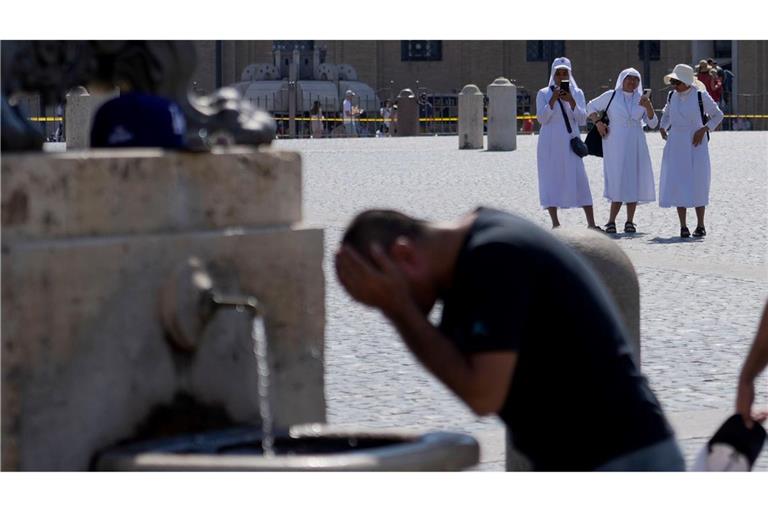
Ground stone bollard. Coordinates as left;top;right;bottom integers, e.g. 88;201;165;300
64;87;119;149
394;88;419;137
486;78;517;151
458;84;484;149
554;228;641;364
505;228;640;471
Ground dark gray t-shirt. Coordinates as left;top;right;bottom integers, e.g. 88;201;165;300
439;208;672;470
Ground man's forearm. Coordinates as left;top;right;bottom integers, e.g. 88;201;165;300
740;304;768;383
384;303;479;405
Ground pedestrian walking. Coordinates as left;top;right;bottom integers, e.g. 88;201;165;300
380;100;393;136
535;57;600;230
342;90;361;137
658;64;724;238
587;68;658;234
310;101;325;139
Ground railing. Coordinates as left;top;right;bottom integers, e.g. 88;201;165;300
26;92;768;141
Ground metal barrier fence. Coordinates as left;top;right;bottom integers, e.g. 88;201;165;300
26;90;768;140
270;114;768;138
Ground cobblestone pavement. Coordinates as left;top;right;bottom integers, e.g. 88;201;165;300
274;132;768;470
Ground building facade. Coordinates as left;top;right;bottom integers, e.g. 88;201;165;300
192;40;767;120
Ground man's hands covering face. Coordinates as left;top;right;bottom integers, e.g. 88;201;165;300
335;244;412;318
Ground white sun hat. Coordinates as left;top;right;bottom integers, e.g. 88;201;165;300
664;63;706;91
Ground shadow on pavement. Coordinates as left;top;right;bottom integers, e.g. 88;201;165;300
607;232;645;239
648;236;704;244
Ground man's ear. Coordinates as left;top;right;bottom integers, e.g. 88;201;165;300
389;236;424;276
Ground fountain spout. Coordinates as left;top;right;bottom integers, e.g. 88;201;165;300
160;257;263;352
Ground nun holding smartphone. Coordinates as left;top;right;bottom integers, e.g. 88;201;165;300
535;57;600;230
587;68;658;234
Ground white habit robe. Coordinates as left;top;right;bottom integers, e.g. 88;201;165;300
658;88;724;207
587;89;658;203
536;86;593;208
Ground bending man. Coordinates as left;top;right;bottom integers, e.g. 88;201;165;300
335;207;684;470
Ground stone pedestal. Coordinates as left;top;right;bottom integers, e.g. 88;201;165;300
1;148;325;470
394;89;419;137
458;84;484;149
487;78;517;151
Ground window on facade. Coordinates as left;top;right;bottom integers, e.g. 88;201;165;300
638;41;661;61
273;41;315;52
401;41;442;61
713;40;732;59
526;41;565;62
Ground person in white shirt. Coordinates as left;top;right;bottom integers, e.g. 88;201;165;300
380;100;393;136
658;64;724;238
342;90;359;137
535;57;600;230
587;68;658;234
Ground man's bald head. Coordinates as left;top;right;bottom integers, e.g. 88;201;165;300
341;209;429;261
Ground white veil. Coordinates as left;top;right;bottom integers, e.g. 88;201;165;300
614;67;648;125
547;57;582;94
615;67;643;94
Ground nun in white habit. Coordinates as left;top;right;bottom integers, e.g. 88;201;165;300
587;67;658;234
536;57;600;229
658;63;724;238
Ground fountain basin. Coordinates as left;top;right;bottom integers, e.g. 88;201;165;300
96;424;479;471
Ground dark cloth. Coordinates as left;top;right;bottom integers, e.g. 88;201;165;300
90;92;186;148
439;208;673;470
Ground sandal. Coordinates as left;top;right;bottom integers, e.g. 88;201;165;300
624;222;637;234
604;222;617;234
680;226;690;238
693;226;706;237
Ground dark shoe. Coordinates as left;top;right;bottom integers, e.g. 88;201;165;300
624;221;637;233
693;226;706;237
588;225;604;232
605;222;617;234
681;226;690;238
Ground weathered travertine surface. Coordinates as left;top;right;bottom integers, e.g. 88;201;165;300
2;148;302;239
2;148;324;470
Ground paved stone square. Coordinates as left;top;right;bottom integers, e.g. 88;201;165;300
275;131;768;470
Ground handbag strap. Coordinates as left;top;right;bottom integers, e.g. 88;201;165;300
605;90;617;115
698;90;710;140
557;99;574;135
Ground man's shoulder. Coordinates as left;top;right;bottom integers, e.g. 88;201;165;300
466;209;548;261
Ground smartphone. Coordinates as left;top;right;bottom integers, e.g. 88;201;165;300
560;80;570;93
642;88;652;98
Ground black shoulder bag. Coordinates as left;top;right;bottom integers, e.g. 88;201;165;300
584;90;616;157
557;99;589;158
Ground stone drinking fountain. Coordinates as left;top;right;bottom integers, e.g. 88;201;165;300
1;41;479;471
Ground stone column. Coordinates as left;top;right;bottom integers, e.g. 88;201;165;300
288;49;299;138
394;88;419;137
64;87;118;149
487;78;517;151
458;84;484;149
